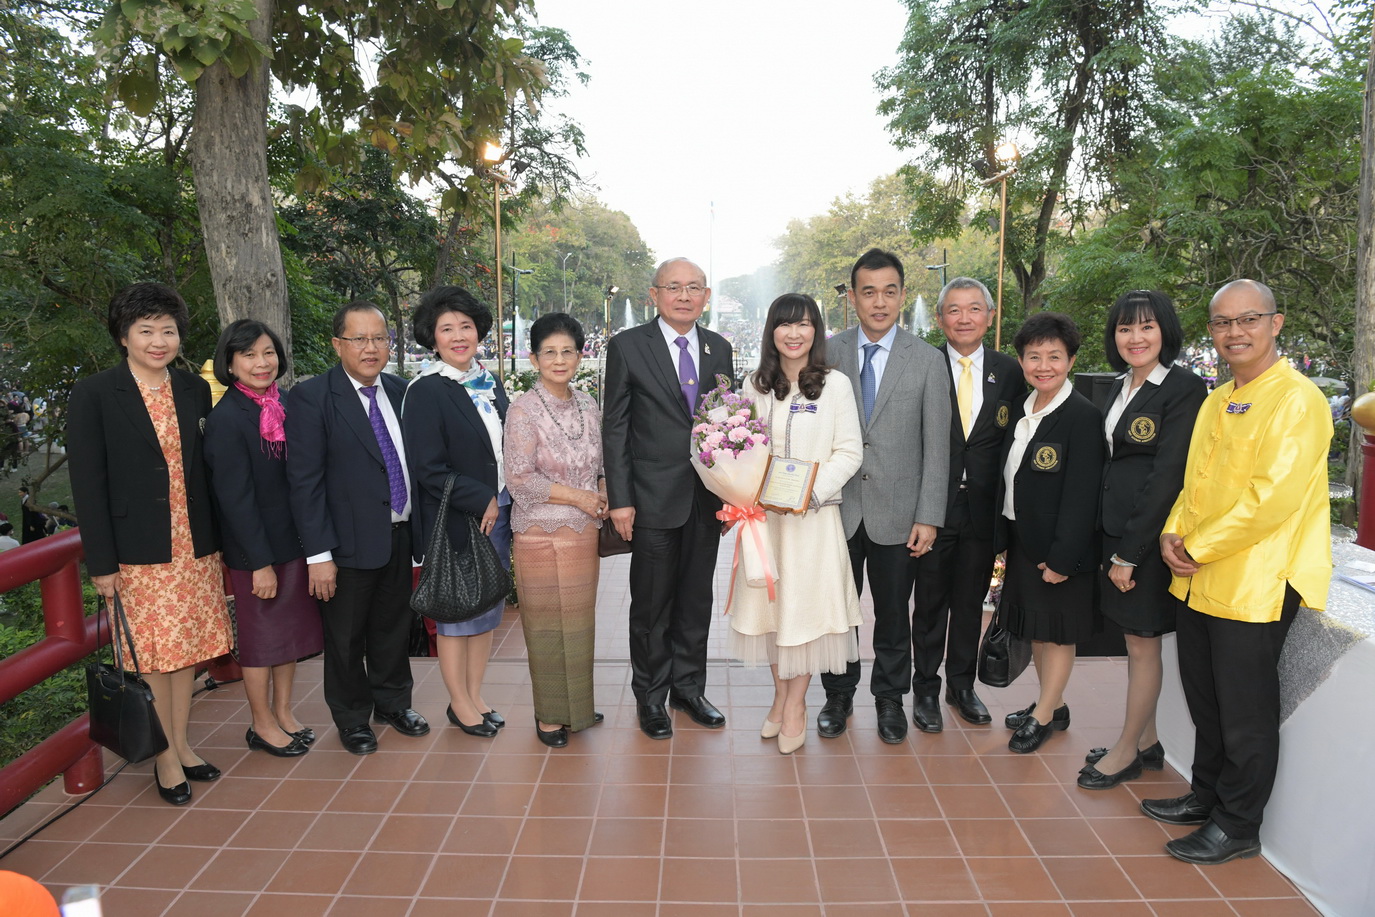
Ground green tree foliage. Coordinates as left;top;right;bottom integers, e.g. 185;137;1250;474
771;173;997;332
877;0;1173;312
1046;12;1365;375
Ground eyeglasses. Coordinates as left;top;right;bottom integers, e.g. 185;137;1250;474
335;335;390;350
537;348;580;361
1205;312;1277;331
654;284;706;297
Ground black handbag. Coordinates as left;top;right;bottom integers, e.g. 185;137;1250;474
977;603;1032;688
597;520;632;557
410;473;509;623
86;594;169;764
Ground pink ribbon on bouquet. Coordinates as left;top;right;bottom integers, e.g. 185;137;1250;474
716;503;777;611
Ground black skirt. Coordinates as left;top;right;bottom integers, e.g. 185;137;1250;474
1098;534;1177;637
1000;522;1097;645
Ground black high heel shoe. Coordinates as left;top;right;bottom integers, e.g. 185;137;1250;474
447;705;497;737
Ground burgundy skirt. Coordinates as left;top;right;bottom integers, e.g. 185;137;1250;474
227;557;324;667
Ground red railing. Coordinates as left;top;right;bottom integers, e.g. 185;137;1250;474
0;530;104;814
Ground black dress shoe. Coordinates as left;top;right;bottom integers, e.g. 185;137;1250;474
875;697;907;744
1086;740;1164;770
637;704;673;740
246;728;310;758
482;710;506;729
593;711;605;725
1140;791;1211;825
1077;753;1143;789
445;705;497;737
290;727;316;746
1165;821;1261;865
912;696;943;733
816;693;853;738
155;776;191;806
374;708;430;737
182;761;221;782
668;695;726;728
945;688;991;725
1005;702;1069;730
536;718;569;748
339;724;378;755
1008;716;1057;753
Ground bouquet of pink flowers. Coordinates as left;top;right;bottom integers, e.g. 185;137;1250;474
689;375;778;602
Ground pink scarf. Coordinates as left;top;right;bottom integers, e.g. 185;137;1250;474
233;381;286;458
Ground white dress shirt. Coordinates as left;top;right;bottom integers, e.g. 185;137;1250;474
658;317;700;385
857;323;899;390
947;345;986;428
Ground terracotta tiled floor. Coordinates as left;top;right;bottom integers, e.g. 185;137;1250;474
0;552;1318;916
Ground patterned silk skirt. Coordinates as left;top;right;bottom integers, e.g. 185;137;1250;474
512;525;599;731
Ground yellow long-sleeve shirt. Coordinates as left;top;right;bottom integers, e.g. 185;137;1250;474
1164;359;1332;621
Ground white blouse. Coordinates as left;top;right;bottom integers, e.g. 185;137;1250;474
1002;380;1074;521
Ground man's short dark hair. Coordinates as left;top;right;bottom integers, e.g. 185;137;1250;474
1102;290;1185;372
1014;312;1082;357
107;282;190;356
849;248;905;291
411;287;493;350
332;301;385;339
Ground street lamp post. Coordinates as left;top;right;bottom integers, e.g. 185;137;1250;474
510;263;533;378
600;284;619;405
561;252;573;310
482;142;509;382
981;142;1021;350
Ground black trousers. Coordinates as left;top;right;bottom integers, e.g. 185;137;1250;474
1177;583;1300;839
911;492;995;695
320;524;416;730
820;520;916;700
627;500;720;705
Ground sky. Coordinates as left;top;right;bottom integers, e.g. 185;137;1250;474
533;0;913;284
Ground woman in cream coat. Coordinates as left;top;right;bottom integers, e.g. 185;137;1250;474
728;293;863;754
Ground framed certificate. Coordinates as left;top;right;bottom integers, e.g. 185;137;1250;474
756;456;817;514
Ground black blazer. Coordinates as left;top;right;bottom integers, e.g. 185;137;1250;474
401;370;509;559
67;363;218;576
996;388;1105;576
601;320;734;529
1099;365;1208;565
285;364;409;569
203;385;307;571
939;345;1027;539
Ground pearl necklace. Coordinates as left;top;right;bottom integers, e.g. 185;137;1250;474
134;368;171;392
534;383;585;441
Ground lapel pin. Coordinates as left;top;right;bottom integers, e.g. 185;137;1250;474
987;372;996;384
704;344;711;355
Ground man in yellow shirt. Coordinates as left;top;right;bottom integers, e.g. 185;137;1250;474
1144;280;1332;865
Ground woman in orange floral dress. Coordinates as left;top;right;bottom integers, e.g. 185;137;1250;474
67;283;232;806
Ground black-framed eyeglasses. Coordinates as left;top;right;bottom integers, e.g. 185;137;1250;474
335;335;390;350
1205;312;1277;331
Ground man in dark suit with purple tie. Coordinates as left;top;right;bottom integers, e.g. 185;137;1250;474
602;258;735;740
910;278;1027;732
286;302;429;755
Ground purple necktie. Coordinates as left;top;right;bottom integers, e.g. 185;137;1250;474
676;336;698;413
362;385;407;515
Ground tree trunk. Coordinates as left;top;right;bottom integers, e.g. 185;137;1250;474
1346;25;1375;501
190;0;292;375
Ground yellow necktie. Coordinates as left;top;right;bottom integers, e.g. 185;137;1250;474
957;356;973;437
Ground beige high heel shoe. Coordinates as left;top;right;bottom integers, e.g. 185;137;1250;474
761;717;782;739
778;708;806;754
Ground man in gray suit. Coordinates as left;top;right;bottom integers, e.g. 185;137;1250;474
817;248;950;743
603;258;736;740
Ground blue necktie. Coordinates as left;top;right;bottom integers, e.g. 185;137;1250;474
860;343;878;424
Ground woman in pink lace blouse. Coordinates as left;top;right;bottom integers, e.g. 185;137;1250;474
504;313;607;747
